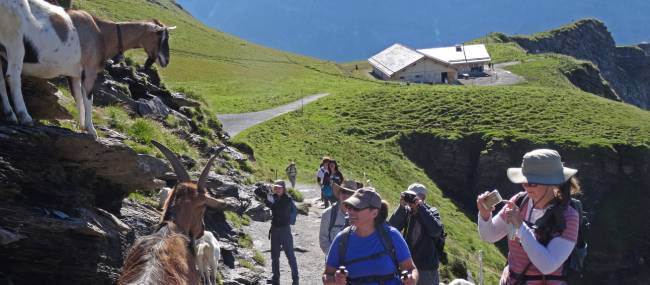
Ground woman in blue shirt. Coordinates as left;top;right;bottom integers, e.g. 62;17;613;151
322;187;418;285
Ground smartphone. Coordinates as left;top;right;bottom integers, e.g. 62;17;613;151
482;189;503;210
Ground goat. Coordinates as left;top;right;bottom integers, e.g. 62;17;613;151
195;231;220;285
118;141;226;285
0;0;174;138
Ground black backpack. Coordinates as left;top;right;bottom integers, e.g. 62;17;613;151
515;193;590;279
337;223;399;273
431;208;448;264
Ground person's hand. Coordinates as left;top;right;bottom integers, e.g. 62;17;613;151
334;270;347;285
266;193;275;203
477;191;494;221
503;201;522;228
408;196;422;210
401;272;416;285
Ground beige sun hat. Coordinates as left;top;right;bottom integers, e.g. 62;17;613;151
507;149;577;185
333;180;363;199
344;187;382;209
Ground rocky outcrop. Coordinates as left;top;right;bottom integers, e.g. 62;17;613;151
0;61;262;284
510;19;650;109
0;125;163;285
561;61;620;101
398;132;650;285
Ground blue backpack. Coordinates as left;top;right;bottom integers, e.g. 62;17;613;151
289;199;298;225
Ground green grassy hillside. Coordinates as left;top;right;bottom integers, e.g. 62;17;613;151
76;0;372;114
71;1;649;282
236;42;650;282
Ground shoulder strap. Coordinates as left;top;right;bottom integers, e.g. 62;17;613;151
338;225;399;273
338;226;352;267
376;223;400;272
328;204;339;241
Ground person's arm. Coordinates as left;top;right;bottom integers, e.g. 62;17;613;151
263;193;275;208
416;204;443;238
517;209;579;274
388;204;408;230
319;208;333;254
477;209;508;242
518;224;576;274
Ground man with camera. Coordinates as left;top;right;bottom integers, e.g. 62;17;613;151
389;183;444;285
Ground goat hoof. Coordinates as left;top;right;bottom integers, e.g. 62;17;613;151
86;128;98;139
3;111;18;124
17;112;33;126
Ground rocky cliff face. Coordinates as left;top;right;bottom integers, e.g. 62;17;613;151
398;132;650;285
0;62;265;285
511;19;650;110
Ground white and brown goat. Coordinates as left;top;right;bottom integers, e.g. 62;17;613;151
118;141;226;285
0;0;174;138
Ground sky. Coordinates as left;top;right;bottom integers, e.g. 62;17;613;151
177;0;650;62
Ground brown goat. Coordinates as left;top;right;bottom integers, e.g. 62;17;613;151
118;141;226;285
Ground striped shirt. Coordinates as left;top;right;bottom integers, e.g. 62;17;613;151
500;193;579;285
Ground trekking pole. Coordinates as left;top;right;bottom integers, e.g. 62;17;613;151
478;250;484;285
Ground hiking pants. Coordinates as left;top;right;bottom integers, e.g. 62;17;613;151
417;269;439;285
270;225;299;284
289;175;296;189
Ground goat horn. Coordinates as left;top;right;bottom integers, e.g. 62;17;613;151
167;26;177;30
198;146;227;191
151;140;191;183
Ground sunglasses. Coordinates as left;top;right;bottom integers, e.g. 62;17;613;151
345;205;369;212
522;183;546;187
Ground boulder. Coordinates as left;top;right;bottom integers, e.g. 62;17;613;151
0;125;159;213
21;76;72;121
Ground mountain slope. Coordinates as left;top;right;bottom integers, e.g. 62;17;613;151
77;0;368;114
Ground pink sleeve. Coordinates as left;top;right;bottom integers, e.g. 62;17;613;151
560;206;579;242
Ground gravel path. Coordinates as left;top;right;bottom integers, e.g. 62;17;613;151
457;61;524;86
217;93;330;137
246;183;327;285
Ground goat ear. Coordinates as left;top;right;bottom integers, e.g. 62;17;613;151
206;197;226;209
151;140;191;183
198;146;227;191
167;26;177;30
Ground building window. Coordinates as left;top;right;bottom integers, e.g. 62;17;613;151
415;75;421;78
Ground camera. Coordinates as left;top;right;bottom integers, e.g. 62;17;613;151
401;192;417;204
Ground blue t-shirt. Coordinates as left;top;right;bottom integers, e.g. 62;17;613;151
326;224;411;285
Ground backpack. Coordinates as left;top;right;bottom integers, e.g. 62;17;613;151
289;199;298;225
515;193;590;279
431;208;448;264
327;203;349;241
337;223;399;274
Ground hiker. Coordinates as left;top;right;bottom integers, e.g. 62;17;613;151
389;183;444;285
286;161;297;189
477;149;581;285
317;157;331;206
322;160;344;208
263;180;299;285
322;187;418;285
319;180;362;254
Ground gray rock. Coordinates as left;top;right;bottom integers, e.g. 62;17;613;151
244;201;272;222
20;76;73;121
136;96;171;118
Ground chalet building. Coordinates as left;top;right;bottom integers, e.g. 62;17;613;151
368;43;491;83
